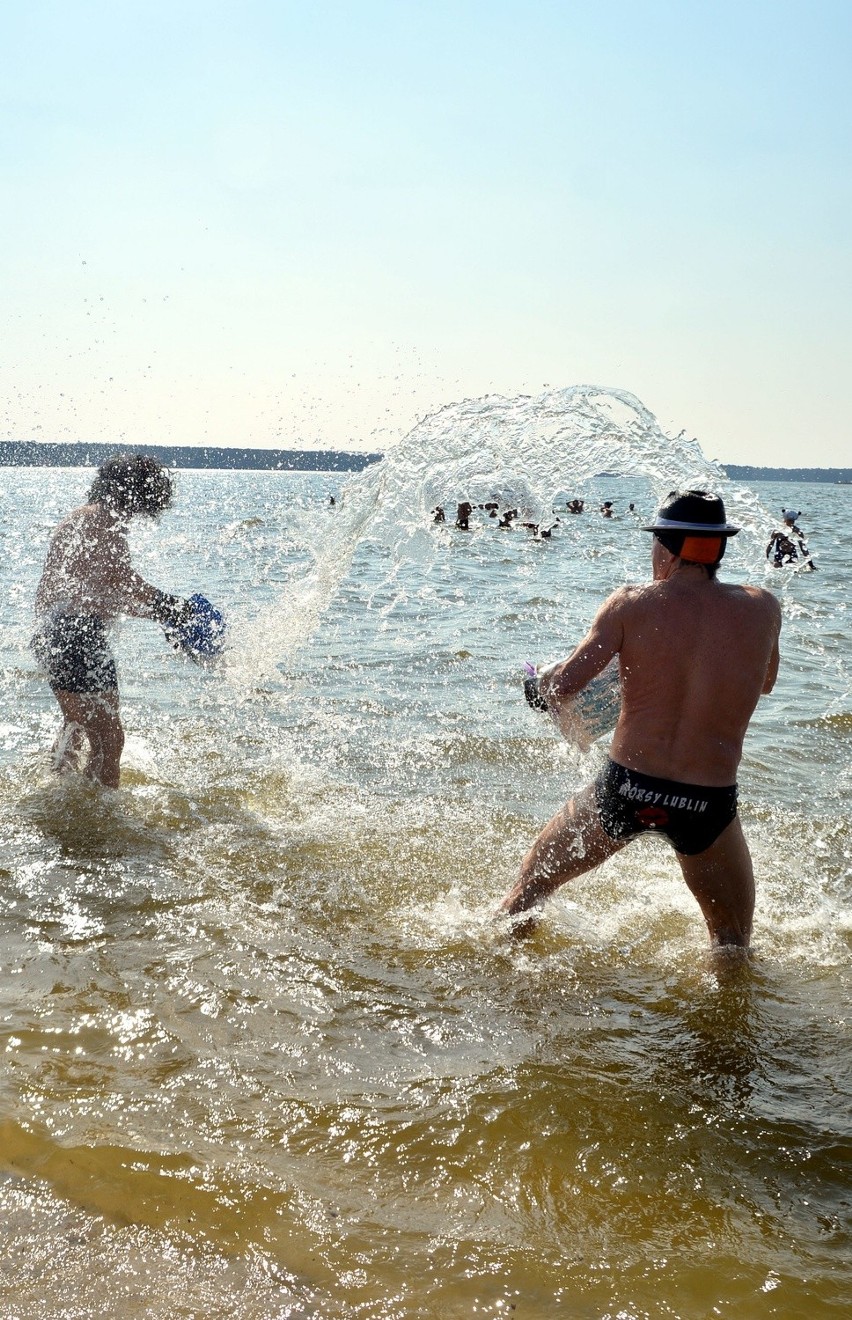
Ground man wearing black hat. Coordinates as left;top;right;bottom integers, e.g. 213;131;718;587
500;490;782;948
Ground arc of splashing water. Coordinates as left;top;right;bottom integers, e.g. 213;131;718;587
226;385;774;685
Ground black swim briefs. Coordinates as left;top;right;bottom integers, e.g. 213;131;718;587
31;614;118;694
595;759;738;856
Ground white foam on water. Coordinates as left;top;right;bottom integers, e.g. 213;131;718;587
200;381;849;975
2;433;850;1316
120;734;159;777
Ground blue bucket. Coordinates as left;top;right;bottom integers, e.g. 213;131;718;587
171;594;226;660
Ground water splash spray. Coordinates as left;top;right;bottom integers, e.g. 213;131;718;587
225;385;770;684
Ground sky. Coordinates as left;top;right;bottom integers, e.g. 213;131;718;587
2;0;851;466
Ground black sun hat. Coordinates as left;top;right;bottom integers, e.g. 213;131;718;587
641;490;740;537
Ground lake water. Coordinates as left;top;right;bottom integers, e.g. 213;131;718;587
0;388;849;1317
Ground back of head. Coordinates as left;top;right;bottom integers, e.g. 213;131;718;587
642;488;740;577
88;453;174;518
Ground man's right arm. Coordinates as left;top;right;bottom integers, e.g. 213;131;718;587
538;589;627;707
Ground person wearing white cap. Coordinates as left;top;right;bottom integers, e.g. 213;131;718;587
500;489;782;949
766;508;816;570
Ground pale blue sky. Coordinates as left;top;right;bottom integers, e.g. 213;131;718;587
3;0;850;464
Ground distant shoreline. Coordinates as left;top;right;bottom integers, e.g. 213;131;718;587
0;441;848;485
0;440;382;473
720;464;851;485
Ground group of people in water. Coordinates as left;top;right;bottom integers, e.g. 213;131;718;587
431;497;643;537
432;496;817;569
31;452;804;952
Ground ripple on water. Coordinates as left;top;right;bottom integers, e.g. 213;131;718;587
1;399;850;1316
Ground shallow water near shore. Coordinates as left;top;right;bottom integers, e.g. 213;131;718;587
0;390;850;1317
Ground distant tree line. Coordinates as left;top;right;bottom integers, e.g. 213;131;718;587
0;439;383;472
1;442;847;485
722;464;851;485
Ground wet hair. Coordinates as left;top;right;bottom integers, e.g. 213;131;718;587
88;453;174;518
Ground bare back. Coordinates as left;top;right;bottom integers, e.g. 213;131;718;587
610;573;780;783
541;564;781;787
35;503;152;623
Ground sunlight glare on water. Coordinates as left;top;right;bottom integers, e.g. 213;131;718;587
0;387;849;1318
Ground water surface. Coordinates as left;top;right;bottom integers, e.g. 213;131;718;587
0;390;849;1317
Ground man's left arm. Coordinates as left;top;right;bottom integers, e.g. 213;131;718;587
762;595;782;694
102;529;191;624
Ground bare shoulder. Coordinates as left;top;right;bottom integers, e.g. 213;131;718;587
82;503;125;542
724;582;782;618
717;583;782;644
55;502;100;535
599;581;661;621
600;583;647;613
46;504;86;548
585;585;652;648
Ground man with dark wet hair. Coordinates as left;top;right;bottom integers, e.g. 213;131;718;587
32;453;193;788
501;490;782;949
87;452;175;518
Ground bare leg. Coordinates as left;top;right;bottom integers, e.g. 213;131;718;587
676;816;755;948
53;689;124;789
499;784;629;915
